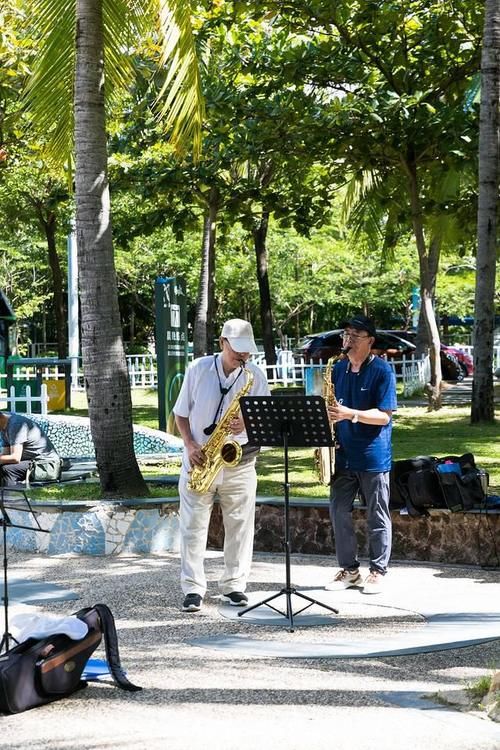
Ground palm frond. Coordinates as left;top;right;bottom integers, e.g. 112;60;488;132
348;193;385;251
24;0;203;166
22;0;77;167
341;169;378;225
342;170;386;251
154;0;204;160
102;0;141;104
23;0;151;167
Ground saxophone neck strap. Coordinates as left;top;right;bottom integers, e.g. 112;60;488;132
215;354;243;393
203;356;244;435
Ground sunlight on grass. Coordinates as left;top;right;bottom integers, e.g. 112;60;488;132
50;390;499;500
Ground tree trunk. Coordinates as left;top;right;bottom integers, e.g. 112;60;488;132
415;235;441;353
405;157;443;409
42;213;67;359
74;0;148;496
253;210;276;366
193;187;218;357
471;0;499;424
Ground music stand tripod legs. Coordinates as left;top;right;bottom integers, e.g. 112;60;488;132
237;396;339;632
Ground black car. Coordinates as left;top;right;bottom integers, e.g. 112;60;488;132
295;329;463;380
295;329;415;364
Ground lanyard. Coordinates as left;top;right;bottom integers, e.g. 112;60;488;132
203;355;243;435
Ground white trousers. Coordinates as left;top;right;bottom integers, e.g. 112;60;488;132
179;460;257;597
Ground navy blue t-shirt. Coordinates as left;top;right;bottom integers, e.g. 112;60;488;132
333;355;397;472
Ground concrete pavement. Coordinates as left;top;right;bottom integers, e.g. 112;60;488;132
2;550;500;750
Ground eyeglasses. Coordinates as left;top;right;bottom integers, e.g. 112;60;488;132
341;331;370;341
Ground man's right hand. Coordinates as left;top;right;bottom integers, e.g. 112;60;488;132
187;440;206;468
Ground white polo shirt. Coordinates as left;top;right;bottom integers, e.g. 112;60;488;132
173;355;270;474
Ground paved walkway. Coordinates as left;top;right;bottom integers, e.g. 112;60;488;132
2;551;500;750
405;376;500;407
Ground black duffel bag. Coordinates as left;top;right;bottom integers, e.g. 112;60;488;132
0;603;141;714
390;453;487;516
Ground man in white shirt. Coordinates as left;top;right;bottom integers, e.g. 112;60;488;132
174;319;270;612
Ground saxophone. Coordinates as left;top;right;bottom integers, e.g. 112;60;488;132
315;351;348;485
187;368;255;494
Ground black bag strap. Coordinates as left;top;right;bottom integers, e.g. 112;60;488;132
77;604;142;692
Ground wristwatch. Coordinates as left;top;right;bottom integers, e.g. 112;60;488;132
351;411;359;423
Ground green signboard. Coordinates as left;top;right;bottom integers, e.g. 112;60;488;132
155;277;188;433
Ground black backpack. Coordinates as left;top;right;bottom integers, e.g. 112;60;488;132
390;453;487;516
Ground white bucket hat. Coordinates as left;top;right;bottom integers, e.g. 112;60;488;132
221;318;258;354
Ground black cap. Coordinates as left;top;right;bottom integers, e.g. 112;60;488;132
344;315;376;337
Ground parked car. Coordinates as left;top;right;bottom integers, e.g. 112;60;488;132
294;329;416;371
384;330;473;379
295;328;465;381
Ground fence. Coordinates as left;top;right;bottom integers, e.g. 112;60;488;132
0;383;49;415
3;345;498;407
0;352;444;396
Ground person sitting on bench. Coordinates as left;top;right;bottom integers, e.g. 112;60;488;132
0;411;61;486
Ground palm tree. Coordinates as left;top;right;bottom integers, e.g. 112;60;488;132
471;0;499;424
23;0;203;495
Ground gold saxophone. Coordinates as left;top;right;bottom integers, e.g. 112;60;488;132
315;351;347;485
187;368;255;494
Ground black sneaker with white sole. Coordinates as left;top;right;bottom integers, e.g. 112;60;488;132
182;593;203;612
222;591;248;606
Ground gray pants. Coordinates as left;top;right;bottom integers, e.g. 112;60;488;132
0;461;32;487
329;470;392;575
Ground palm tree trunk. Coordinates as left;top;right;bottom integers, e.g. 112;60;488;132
74;0;148;496
253;210;276;366
405;157;443;409
471;0;499;424
193;187;218;357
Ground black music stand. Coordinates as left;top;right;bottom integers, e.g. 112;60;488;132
0;486;49;653
237;395;339;632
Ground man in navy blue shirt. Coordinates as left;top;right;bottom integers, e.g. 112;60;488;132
325;315;397;594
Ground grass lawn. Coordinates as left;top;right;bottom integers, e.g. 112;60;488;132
39;388;498;501
257;403;500;498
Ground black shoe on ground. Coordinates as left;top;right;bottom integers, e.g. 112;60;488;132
222;591;248;606
182;593;203;612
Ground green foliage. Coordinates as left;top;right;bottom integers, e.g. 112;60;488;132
21;0;204;166
1;0;494;356
465;675;492;704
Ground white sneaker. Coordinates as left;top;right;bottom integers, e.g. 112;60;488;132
363;571;384;594
325;568;362;590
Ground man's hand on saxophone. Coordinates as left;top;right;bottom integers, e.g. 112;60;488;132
229;414;245;434
186;439;206;467
175;415;206;467
328;403;357;423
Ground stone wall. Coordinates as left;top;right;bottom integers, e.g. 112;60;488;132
3;496;499;566
208;500;500;568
